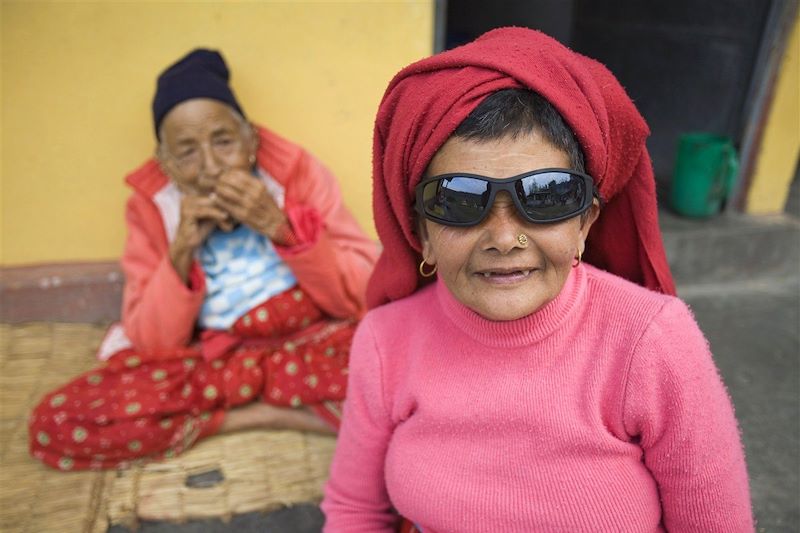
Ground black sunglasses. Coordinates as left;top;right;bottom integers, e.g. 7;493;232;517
415;168;597;227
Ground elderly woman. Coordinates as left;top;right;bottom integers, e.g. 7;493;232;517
322;28;753;531
29;49;379;470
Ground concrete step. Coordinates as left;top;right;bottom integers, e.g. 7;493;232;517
660;209;800;288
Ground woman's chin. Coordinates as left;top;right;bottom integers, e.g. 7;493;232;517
468;296;551;322
453;276;556;322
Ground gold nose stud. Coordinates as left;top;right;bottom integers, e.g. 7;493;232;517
517;234;528;246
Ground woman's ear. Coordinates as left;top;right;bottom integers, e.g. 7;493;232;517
579;199;601;239
417;219;436;265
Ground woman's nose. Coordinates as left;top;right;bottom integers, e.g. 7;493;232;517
199;144;223;176
480;192;525;253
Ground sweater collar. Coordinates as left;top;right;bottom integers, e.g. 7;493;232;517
435;264;586;348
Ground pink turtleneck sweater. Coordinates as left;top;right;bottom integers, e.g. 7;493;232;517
322;264;753;532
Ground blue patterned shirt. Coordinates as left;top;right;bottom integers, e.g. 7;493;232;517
198;224;297;329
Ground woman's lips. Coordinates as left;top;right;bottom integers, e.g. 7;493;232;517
474;268;535;284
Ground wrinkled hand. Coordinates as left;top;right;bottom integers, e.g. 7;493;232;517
214;169;288;241
176;196;231;248
170;195;231;283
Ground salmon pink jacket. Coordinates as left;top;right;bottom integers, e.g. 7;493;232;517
119;126;379;356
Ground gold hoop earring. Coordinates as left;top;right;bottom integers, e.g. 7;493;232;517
517;233;528;246
572;248;582;268
419;260;437;278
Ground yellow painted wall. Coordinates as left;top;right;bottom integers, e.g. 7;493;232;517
1;1;433;265
745;13;800;214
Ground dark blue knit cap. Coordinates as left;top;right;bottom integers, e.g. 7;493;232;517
152;49;246;138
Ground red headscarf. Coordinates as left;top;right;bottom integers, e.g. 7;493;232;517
367;27;676;308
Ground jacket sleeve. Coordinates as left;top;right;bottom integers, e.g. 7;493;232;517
321;317;397;532
623;299;754;532
120;193;206;355
275;149;379;320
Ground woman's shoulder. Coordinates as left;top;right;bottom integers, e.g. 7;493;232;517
256;125;307;181
583;264;689;324
582;265;705;370
584;264;675;302
124;158;169;197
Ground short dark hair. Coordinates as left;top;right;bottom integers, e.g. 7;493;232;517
453;89;585;173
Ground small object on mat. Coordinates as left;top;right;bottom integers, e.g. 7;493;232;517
185;469;225;488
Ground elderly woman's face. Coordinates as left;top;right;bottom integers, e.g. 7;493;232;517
420;133;599;321
158;98;257;195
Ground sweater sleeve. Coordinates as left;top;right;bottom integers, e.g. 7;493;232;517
121;194;206;355
622;299;754;532
321;317;397;532
275;150;379;320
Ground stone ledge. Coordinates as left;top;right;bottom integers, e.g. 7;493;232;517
660;211;800;286
0;261;122;323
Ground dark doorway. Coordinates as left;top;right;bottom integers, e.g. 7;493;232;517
443;0;773;190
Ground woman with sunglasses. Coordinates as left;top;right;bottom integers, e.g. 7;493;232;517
322;28;753;531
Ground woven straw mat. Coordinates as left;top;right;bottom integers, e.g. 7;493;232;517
0;323;337;532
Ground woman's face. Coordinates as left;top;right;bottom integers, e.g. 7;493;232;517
157;98;257;196
419;133;599;321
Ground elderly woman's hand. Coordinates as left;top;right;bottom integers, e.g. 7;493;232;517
213;169;290;244
170;195;230;283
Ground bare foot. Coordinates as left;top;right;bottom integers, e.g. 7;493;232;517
218;403;335;435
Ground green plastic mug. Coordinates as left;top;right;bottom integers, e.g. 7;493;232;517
669;133;739;218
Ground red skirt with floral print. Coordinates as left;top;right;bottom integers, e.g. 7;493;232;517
29;286;352;471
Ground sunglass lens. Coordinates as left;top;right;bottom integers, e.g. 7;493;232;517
422;177;490;224
517;172;587;221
